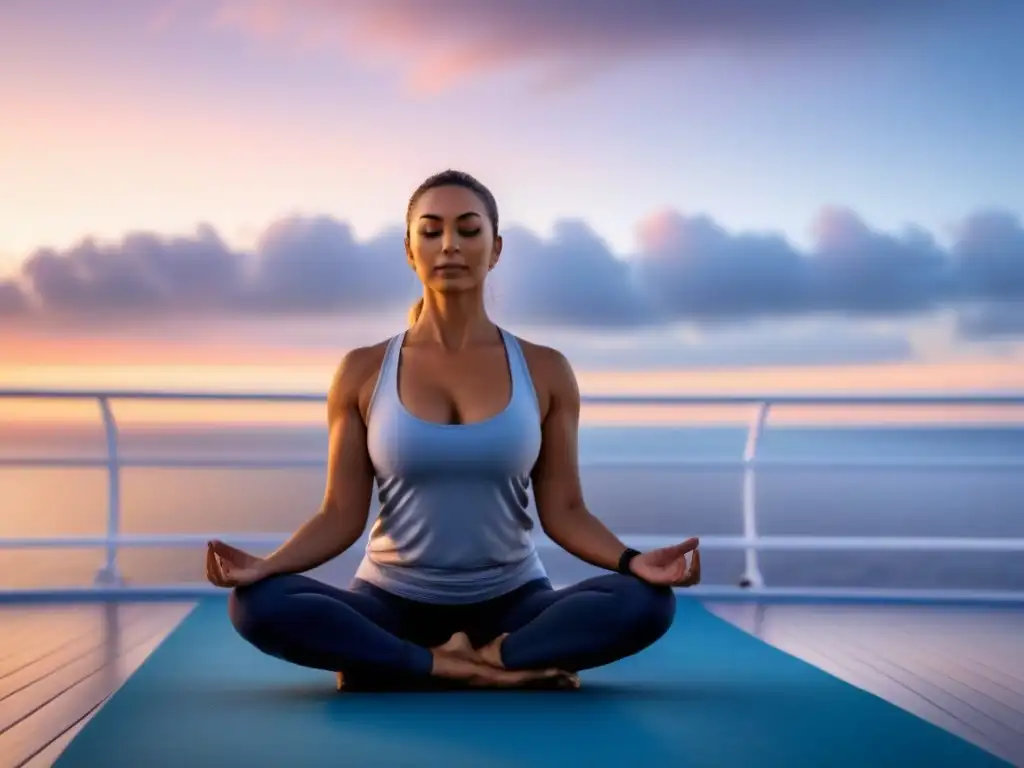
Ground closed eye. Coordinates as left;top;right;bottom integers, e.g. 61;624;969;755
419;228;481;238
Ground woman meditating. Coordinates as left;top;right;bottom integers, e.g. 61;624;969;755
205;170;702;690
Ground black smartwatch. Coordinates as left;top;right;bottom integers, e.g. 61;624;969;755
617;547;642;575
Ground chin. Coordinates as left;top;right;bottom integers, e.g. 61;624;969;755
430;276;478;292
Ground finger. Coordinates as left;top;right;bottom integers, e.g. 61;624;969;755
214;553;233;587
208;542;230;580
217;555;236;586
669;537;700;555
205;545;223;586
673;555;689;582
671;553;690;586
210;540;249;562
681;551;702;586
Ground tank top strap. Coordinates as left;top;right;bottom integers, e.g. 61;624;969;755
499;328;541;417
367;332;405;418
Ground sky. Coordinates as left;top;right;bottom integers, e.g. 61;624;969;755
2;0;1024;396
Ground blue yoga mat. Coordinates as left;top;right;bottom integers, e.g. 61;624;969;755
55;598;1008;767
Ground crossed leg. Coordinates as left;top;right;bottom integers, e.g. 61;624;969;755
228;574;436;680
470;573;677;673
227;574;576;689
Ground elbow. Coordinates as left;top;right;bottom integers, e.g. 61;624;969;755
538;500;587;542
321;501;367;552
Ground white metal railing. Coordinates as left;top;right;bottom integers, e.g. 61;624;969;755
2;388;1024;603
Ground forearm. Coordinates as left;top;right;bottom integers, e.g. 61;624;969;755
261;509;363;577
541;504;629;572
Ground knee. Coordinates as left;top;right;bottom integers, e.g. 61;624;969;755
227;575;290;642
614;576;676;642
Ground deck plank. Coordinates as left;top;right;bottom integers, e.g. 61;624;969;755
20;719;88;768
1;605;162;701
706;602;1024;767
0;602;193;768
0;611;111;674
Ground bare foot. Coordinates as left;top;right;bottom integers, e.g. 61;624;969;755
336;632;577;692
477;633;508;669
431;632;481;661
336;634;482;692
430;648;569;689
477;634;580;690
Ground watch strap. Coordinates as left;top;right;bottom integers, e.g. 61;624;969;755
617;547;642;575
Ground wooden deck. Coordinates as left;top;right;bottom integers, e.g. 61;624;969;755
0;601;194;768
707;602;1024;767
1;600;1021;767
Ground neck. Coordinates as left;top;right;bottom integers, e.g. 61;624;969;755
412;291;495;351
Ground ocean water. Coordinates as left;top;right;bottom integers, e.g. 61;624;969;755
1;424;1023;592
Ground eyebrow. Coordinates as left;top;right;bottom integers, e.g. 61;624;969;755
418;212;482;222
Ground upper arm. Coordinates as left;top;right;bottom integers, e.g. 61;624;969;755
321;346;381;535
529;347;586;526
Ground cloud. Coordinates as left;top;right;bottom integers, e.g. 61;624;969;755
1;203;1022;336
194;0;1012;91
632;206;1023;326
490;222;656;328
0;280;29;316
957;302;1024;340
241;217;415;313
18;224;245;320
633;211;808;321
804;208;951;315
951;210;1024;302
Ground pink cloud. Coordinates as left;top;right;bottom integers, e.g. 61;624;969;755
191;0;988;93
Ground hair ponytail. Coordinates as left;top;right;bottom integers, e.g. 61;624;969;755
408;297;424;325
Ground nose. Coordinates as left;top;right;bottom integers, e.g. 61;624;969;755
442;235;461;255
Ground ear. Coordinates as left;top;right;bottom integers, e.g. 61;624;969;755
405;237;415;269
489;234;503;271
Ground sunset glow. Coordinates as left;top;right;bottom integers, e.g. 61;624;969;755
2;0;1022;424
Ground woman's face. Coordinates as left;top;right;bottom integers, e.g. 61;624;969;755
406;185;501;295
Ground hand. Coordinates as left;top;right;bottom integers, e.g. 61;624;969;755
205;540;268;588
629;537;701;587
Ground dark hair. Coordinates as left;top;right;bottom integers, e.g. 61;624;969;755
405;170;499;324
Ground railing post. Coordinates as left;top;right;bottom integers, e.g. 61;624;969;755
739;401;770;589
94;396;124;587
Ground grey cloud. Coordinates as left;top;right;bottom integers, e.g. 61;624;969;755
1;205;1023;336
490;222;655;328
957;302;1024;340
951;210;1024;302
803;208;950;315
632;206;1022;326
19;224;245;317
632;211;808;322
0;280;29;316
242;216;416;313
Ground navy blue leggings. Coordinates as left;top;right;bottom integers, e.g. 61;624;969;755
229;573;676;682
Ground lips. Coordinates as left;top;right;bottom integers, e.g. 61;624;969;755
434;265;469;275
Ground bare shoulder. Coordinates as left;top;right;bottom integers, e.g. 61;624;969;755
516;336;575;383
328;339;391;419
514;336;579;417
